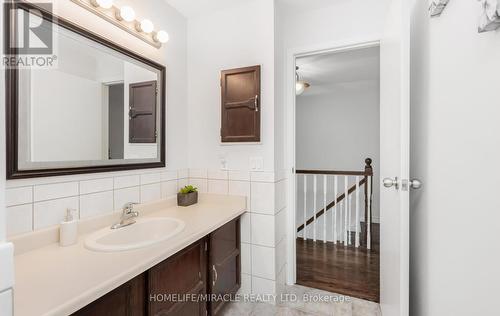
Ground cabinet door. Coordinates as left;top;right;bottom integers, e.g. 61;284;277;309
72;273;145;316
148;238;207;316
221;66;261;142
208;218;241;315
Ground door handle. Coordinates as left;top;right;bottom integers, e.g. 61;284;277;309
383;177;399;189
254;95;259;112
409;178;422;189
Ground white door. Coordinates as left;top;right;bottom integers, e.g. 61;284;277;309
379;0;410;315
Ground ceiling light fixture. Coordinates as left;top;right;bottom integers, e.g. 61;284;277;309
295;66;310;96
116;6;135;22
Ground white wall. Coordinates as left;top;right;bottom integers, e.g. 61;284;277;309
296;80;380;223
410;1;500;315
187;0;275;171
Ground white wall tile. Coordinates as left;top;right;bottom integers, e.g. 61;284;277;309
161;170;177;181
140;173;161;185
161;180;178;198
251;182;275;214
275;179;287;212
208;180;228;194
252;276;276;296
251;213;276;247
5;187;32;207
240;212;251;243
241;242;251;274
251;245;276;280
239;274;252;295
0;289;12;316
251;172;276;183
114;186;140;210
34;182;79;202
177;169;189;179
229;181;250;198
6;204;32;236
208;170;228;180
141;183;161;203
189;168;207;178
34;197;79;230
80;191;114;219
228;170;250;181
79;178;113;195
189;178;208;193
275;239;287;277
0;244;14;291
275;208;287;245
114;175;140;189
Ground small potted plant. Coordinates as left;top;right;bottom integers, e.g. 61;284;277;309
177;185;198;207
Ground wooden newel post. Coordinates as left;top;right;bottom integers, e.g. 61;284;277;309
364;158;373;249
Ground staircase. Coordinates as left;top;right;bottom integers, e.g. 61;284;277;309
296;158;374;249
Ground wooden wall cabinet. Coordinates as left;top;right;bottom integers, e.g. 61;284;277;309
73;217;240;316
220;66;261;142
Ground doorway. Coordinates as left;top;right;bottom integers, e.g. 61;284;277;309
108;83;125;160
293;44;381;302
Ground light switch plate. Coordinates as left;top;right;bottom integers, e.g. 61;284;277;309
0;243;14;291
249;157;264;171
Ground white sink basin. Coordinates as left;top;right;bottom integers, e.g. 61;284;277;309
85;217;185;252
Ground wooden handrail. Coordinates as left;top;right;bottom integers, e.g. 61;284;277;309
295;158;373;177
296;177;366;233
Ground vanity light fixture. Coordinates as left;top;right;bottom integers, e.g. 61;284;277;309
71;0;167;49
116;6;135;22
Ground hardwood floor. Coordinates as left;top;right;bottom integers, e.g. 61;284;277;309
296;223;380;302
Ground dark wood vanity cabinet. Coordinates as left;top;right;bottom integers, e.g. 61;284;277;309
73;217;240;316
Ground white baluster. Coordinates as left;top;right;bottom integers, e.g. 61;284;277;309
344;176;348;245
355;176;360;248
348;193;352;245
339;200;344;243
313;174;317;242
333;175;338;244
303;174;307;240
323;175;327;242
367;176;372;250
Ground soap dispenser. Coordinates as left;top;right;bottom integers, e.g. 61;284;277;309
60;208;78;247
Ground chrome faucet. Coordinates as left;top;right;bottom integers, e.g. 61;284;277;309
111;202;139;229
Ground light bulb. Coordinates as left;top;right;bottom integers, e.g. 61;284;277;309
93;0;113;9
117;6;135;22
155;30;169;43
139;19;154;34
296;82;305;95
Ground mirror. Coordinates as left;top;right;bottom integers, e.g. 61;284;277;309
6;2;165;179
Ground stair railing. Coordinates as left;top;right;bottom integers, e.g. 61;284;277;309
296;158;374;249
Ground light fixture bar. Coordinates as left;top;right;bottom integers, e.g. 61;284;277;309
71;0;162;48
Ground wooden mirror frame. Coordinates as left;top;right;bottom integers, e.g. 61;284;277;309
5;1;166;179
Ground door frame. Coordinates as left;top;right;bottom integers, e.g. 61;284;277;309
284;38;381;285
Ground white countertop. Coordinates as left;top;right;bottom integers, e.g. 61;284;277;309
10;194;246;316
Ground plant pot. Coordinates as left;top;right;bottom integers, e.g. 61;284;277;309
177;191;198;207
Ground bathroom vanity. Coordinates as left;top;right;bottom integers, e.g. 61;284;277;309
11;195;246;316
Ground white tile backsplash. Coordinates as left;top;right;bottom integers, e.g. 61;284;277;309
251;245;276;280
240;212;251;243
189;168;207;178
140;183;161;203
207;169;228;180
208;180;228;194
114;186;140;210
161;180;178;198
5;186;32;207
79;178;113;195
241;242;251;274
34;182;79;202
251;171;276;183
140;173;161;185
239;274;252;295
251;182;275;214
80;191;114;219
228;170;250;181
189;178;208;193
252;276;276;296
161;170;178;182
177;178;189;190
34;196;79;230
6;204;32;236
114;175;140;189
251;213;276;247
177;169;189;179
0;243;14;291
